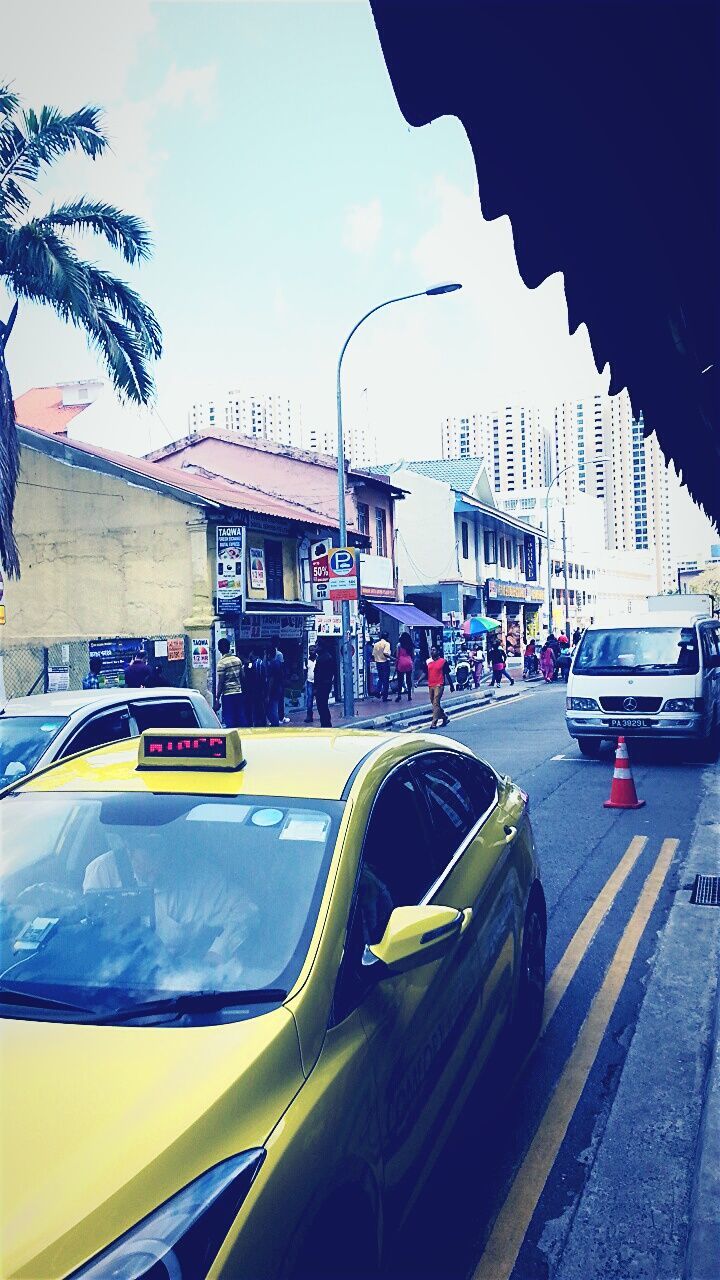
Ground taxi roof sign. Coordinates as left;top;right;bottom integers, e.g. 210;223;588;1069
137;729;246;771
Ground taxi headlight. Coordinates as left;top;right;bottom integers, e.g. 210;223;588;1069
567;697;600;711
664;698;703;713
69;1150;264;1279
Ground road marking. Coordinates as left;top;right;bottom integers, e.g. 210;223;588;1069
542;835;647;1030
472;837;679;1280
443;693;532;724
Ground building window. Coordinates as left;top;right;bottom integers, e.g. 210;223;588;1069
519;541;525;574
461;521;469;561
484;530;496;564
499;539;506;568
375;507;387;557
357;503;370;537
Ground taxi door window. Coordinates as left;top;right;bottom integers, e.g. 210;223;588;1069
411;753;478;872
61;708;132;757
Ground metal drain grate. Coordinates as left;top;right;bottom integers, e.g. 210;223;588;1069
690;875;720;906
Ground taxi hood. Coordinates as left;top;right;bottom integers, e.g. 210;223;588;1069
0;1006;302;1279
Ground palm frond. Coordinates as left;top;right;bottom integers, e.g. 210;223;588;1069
91;305;156;404
0;352;20;578
1;221;91;319
85;263;162;357
41;199;153;264
0;85;19;122
0;105;107;217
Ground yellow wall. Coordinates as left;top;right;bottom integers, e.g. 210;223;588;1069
2;447;199;644
245;534;300;601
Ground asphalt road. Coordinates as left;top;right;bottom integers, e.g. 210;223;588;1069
383;679;714;1280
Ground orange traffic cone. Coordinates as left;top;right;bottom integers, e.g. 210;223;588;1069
604;736;645;809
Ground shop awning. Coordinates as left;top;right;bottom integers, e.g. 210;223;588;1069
374;602;443;628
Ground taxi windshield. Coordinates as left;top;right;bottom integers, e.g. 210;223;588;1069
0;716;67;783
0;791;342;1025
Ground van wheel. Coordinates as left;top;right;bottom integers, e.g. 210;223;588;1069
696;714;720;763
578;737;602;758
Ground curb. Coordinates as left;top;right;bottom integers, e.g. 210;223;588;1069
350;686;522;732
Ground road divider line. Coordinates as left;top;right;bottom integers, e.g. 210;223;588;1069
472;837;679;1280
542;835;648;1031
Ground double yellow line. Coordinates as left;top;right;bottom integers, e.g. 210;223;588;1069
473;834;679;1280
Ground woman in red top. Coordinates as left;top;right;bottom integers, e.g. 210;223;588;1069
426;646;455;728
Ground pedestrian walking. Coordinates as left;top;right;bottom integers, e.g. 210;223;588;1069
394;631;414;702
572;626;582;647
523;638;538;679
540;640;556;682
82;655;104;690
274;643;290;723
264;642;284;727
426;646;454;728
124;648;152;688
304;644;317;723
472;644;484;688
215;638;245;727
489;639;514;687
373;631;392;701
243;648;267;727
313;639;335;728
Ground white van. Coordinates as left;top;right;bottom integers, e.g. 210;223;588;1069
566;610;720;759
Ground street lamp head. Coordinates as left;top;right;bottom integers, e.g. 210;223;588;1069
425;281;462;296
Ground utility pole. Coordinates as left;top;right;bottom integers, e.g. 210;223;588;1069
561;508;570;639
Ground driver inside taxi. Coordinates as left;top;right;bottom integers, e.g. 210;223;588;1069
83;831;257;965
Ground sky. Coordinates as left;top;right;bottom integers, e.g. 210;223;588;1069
2;0;716;557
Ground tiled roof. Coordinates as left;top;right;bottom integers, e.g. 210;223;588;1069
15;418;344;531
375;457;485;493
13;387;91;436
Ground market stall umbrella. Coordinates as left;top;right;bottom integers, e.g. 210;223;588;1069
462;616;500;637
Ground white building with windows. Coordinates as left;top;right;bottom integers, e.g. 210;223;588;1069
188;392;303;450
441;405;547;492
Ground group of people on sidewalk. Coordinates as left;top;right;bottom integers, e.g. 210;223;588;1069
371;630;416;703
215;637;336;729
526;626;582;683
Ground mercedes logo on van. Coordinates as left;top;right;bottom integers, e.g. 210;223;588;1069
623;696;638;712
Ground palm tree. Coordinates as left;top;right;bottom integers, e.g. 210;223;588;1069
0;84;162;578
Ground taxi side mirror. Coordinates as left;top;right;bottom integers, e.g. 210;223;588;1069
365;904;472;977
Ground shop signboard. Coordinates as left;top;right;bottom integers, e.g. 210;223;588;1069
237;615;305;641
486;578;544;604
524;534;538;582
328;547;360;602
248;545;266;592
216;525;244;614
314;614;343;637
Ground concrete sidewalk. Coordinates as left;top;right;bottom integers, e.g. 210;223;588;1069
286;677;526;732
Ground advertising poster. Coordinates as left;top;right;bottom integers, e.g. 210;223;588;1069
310;539;331;601
216;526;244;614
327;547;360;602
248;545;266;591
89;638;145;687
506;620;522;657
191;638;211;669
167;637;185;662
47;665;70;692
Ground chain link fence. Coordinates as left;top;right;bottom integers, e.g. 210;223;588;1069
1;635;190;699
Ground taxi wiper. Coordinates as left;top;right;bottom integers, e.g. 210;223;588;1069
0;985;95;1015
100;988;287;1024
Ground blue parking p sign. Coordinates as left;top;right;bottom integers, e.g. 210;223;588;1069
328;547;360;601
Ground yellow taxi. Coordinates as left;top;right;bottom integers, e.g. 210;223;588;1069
0;727;545;1280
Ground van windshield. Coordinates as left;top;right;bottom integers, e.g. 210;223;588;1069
574;627;699;676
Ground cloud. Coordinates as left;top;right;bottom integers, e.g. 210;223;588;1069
155;63;218;119
342;198;383;255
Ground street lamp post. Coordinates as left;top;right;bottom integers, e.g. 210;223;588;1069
336;283;462;718
544;458;608;635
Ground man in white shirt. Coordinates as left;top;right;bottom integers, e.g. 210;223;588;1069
83;833;257;965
